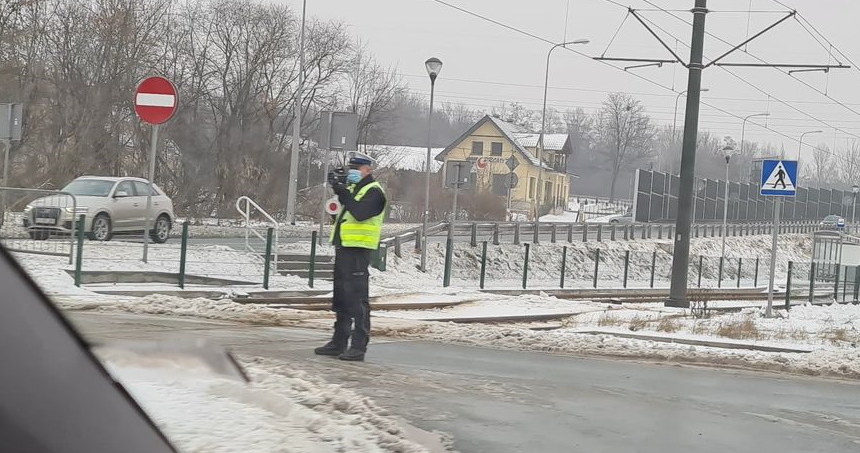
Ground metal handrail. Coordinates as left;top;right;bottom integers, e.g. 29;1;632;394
236;196;279;270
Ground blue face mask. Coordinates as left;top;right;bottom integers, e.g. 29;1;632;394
347;169;362;184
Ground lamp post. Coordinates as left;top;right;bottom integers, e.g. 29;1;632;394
721;145;734;259
672;88;709;137
852;185;858;228
420;57;442;273
535;39;589;231
798;130;823;160
285;0;307;224
739;113;769;182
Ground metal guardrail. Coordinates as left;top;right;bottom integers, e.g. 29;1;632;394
236;196;279;270
0;187;78;264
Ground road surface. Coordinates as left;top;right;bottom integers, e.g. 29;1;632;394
69;311;860;453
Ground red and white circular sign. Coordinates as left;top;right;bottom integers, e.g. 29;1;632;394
476;157;488;170
134;76;178;125
325;197;342;215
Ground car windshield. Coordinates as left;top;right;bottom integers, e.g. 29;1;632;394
61;179;116;197
824;215;838;221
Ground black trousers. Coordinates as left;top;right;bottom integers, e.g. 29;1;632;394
331;246;371;351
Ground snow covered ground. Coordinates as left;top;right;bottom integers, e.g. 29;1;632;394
98;348;432;453
10;230;860;381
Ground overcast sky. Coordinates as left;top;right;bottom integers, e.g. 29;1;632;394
277;0;860;160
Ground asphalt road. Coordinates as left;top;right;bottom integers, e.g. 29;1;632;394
69;311;860;453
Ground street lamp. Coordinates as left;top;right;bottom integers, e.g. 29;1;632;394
673;88;709;137
852;185;858;227
420;57;442;273
721;145;734;259
798;130;823;161
535;39;589;233
739;113;769;182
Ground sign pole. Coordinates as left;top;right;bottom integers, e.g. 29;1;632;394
766;196;780;317
0;140;9;229
452;163;461;222
142;124;159;263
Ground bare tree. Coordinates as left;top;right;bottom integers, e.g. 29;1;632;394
595;93;655;200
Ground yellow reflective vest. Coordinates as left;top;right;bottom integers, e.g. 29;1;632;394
330;181;386;250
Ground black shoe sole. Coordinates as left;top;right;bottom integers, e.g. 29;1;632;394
338;354;365;361
314;350;344;357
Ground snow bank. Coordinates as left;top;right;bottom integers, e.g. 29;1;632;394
375;315;860;379
99;350;430;453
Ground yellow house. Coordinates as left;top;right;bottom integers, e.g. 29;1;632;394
435;115;573;218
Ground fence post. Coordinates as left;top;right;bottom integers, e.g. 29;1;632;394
698;255;703;288
74;215;86;288
567;223;573;243
658;225;663;240
551;224;557;243
582;223;588;242
522;243;530;289
754;257;760;287
643;225;649;239
178;221;189;289
853;265;859;302
493;223;500;245
394;235;402;258
736;258;742;288
843;265;849;303
623;250;630;288
593;249;600;288
834;263;841;301
479;241;487;290
785;261;793;310
514;222;521;245
308;231;317;288
533;220;540;243
611;224;617;241
669;225;674;239
263;227;273;290
623;225;629;240
650;251;657;288
809;263;816;303
443;232;453;287
597;224;603;242
560;245;567;288
470;222;478;247
717;257;724;288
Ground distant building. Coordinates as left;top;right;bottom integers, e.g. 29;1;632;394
434;115;573;217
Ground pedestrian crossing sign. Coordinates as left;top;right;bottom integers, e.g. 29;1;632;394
760;159;798;196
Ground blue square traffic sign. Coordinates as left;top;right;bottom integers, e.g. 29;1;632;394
760;159;797;197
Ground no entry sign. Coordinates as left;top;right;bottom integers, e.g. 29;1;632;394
134;76;177;125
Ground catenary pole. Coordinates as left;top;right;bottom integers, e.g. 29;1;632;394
667;0;708;308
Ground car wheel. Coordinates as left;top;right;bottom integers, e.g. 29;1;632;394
28;230;49;241
610;219;619;223
90;214;112;241
150;215;171;244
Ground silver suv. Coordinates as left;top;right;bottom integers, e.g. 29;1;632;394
24;176;175;243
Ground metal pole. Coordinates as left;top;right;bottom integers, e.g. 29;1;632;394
480;241;487;289
142;124;158;263
766;197;780;317
667;0;708;308
452;163;461;221
286;0;307;224
421;77;437;272
722;155;730;258
0;140;9;229
318;149;331;246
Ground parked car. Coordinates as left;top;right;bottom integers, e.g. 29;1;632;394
820;214;846;230
608;212;634;224
23;176;175;242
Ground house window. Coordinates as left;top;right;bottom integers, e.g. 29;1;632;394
528;177;536;200
491;142;503;156
544;181;552;204
471;141;483;156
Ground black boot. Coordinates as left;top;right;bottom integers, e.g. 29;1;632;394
338;348;365;361
314;342;346;357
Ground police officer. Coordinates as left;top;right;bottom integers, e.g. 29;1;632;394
315;152;386;361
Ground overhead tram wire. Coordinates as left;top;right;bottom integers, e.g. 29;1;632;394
426;0;855;163
635;0;860;139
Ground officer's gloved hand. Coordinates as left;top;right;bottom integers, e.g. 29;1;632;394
332;182;349;196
